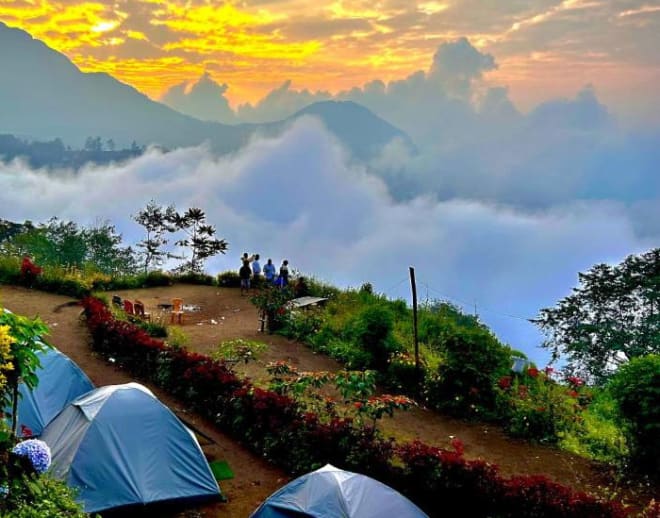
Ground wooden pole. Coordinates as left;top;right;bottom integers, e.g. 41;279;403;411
409;267;420;384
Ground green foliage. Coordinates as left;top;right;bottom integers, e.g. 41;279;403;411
500;369;587;443
170;207;228;274
348;305;401;370
280;309;324;342
0;473;87;517
250;284;294;332
136;320;168;338
143;271;173;287
304;276;341;298
608;354;660;473
536;248;660;384
166;326;189;350
559;388;628;465
0;218;136;275
424;324;511;418
0;309;50;434
213;339;266;371
0;256;21;284
325;339;374;370
133;200;177;274
217;270;241;287
175;271;216;285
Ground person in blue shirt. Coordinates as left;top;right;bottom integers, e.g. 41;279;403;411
252;254;262;278
263;258;276;283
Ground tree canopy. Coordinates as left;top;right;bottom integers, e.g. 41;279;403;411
535;248;660;384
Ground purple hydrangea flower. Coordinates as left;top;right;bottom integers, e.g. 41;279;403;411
12;439;52;474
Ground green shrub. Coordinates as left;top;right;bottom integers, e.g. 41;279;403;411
0;256;20;284
136;320;168;338
425;325;510;418
280;310;324;342
498;368;590;444
304;276;341;298
348;305;401;371
144;271;172;287
166;326;189;350
175;272;215;285
608;354;660;474
217;270;241;287
326;339;373;370
560;388;628;464
1;474;87;517
385;352;420;392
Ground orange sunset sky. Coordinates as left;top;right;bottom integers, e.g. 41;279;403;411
2;0;659;117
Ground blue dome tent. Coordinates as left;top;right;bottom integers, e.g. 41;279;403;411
41;382;222;513
251;464;428;518
8;347;94;437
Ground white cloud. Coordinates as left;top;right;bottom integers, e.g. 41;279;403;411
1;117;654;365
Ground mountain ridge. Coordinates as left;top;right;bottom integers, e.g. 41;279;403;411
0;22;414;162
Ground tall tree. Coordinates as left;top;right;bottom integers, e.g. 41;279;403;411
171;207;228;274
534;248;660;384
84;220;137;274
133;201;176;274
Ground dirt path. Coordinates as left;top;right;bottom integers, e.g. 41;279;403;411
3;284;655;513
1;285;288;518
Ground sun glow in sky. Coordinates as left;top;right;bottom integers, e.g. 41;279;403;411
2;0;659;115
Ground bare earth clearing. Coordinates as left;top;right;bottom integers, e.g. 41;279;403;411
1;284;656;516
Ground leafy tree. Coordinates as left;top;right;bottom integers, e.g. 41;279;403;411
1;218;136;275
84;220;136;274
84;136;103;152
608;354;660;474
4;219;85;268
171;207;228;273
535;249;660;384
133;201;176;273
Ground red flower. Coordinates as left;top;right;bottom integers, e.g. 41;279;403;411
527;367;539;378
498;376;512;389
20;424;33;437
354;401;363;409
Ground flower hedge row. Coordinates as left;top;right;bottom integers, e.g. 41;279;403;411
81;296;627;518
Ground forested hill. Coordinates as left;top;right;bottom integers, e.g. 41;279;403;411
0;134;145;169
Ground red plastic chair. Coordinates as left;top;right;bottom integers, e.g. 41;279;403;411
123;299;135;316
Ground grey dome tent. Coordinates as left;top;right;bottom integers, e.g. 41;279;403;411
41;382;221;513
6;346;94;437
250;464;428;518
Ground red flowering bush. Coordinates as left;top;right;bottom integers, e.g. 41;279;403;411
498;367;588;444
19;257;42;287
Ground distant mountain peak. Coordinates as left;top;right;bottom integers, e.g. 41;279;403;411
288;100;416;160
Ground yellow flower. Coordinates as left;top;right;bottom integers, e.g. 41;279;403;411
0;323;16;393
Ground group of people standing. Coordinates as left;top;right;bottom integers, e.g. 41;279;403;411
239;253;290;295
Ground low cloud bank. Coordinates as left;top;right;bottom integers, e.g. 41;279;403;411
2;118;655;365
163;39;660;213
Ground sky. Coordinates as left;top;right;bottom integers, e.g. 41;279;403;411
2;0;660;121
